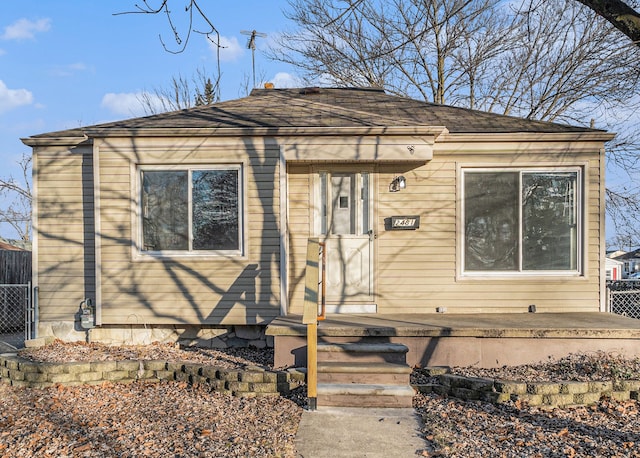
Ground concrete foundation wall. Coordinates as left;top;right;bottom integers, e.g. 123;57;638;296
274;335;640;369
37;321;273;349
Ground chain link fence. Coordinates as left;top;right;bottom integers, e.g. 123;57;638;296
0;283;33;349
607;280;640;319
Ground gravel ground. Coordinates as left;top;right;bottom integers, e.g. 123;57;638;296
2;342;640;457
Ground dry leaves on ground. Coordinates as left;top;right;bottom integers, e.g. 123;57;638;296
2;341;300;457
18;340;273;368
0;381;302;458
415;393;640;457
6;342;640;457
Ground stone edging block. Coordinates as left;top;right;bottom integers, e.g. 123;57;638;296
0;353;302;398
413;369;640;408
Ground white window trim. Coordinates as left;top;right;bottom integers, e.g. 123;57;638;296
134;164;245;260
459;165;584;278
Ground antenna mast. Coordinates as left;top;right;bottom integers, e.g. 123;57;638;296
240;29;267;88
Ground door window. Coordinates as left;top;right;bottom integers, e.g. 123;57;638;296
318;172;370;236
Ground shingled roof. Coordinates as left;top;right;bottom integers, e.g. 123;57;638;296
26;87;603;139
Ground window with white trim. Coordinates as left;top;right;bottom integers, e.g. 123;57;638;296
140;166;242;255
462;168;581;274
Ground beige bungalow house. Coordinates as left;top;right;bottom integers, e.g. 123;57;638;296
23;87;629;365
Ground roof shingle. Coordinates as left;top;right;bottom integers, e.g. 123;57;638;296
27;87;603;139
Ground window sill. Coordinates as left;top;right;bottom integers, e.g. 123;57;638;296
457;272;587;281
133;251;246;262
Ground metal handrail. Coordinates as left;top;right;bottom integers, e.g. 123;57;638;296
318;241;326;321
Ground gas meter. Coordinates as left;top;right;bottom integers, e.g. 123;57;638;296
79;298;95;329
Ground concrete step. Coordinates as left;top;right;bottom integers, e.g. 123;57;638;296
317;383;415;408
318;361;411;385
317;342;409;364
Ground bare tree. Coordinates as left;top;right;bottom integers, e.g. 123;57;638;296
270;0;640;246
138;67;220;115
272;0;639;121
124;0;640;246
0;154;32;242
116;0;221;54
116;1;222;101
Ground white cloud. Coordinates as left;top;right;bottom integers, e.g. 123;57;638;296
0;80;33;114
50;62;91;77
101;92;165;117
270;72;302;89
68;62;88;71
1;18;51;41
213;35;245;62
102;92;145;117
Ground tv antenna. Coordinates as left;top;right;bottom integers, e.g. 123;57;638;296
241;29;267;88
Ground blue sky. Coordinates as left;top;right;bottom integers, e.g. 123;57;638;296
0;1;297;238
0;1;635;247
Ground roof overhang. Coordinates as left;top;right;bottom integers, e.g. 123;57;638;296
21;136;90;147
440;131;616;143
78;125;448;139
281;129;445;162
78;125;446;162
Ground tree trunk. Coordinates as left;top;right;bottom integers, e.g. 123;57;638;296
576;0;640;46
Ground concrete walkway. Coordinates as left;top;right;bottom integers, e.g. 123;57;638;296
295;407;427;458
0;341;17;353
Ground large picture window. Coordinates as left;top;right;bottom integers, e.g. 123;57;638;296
463;168;581;273
140;166;242;254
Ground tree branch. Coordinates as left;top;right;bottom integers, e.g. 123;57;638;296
576;0;640;46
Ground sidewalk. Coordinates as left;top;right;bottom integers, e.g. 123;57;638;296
0;341;17;353
295;406;428;458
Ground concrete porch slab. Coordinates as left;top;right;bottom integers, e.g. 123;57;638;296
267;312;640;338
267;313;640;369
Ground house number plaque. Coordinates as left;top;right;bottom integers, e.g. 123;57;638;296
390;215;420;230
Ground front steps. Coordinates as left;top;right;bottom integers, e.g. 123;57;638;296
316;342;414;407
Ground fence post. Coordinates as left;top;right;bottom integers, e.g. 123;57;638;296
33;285;38;339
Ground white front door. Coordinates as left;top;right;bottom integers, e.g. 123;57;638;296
315;171;374;307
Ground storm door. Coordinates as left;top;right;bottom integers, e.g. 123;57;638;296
315;171;374;306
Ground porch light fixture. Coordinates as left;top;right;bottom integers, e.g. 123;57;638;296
389;175;407;192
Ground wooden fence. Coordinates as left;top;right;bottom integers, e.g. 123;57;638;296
0;250;31;284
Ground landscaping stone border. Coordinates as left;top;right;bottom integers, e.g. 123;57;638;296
413;367;640;407
4;355;638;408
0;353;305;398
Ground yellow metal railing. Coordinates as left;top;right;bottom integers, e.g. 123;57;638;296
302;238;326;410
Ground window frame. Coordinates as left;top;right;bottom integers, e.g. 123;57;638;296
459;166;584;278
135;164;244;259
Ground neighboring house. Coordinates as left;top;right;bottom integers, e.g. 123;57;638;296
605;257;624;281
21;87;615;344
612;248;640;278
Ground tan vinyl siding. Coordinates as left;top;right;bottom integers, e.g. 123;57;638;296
33;132;605;324
34;145;95;321
286;164;312;314
95;137;281;325
375;144;601;314
287;139;604;315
